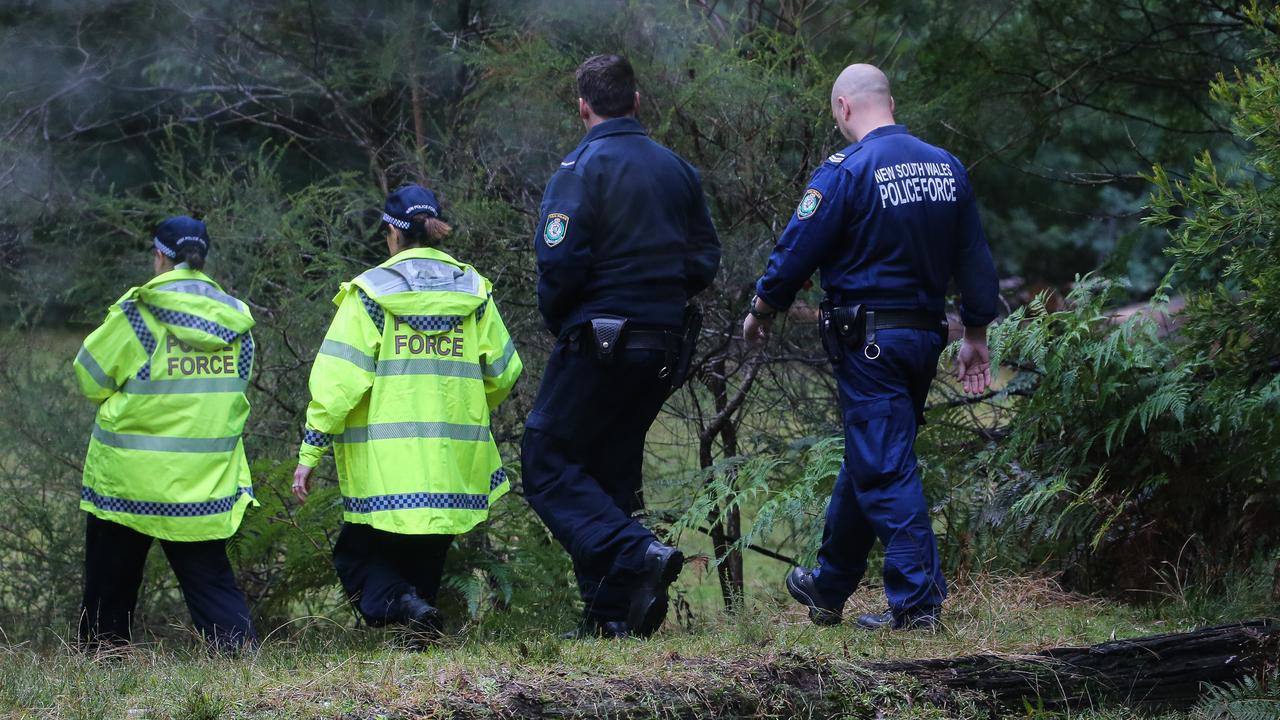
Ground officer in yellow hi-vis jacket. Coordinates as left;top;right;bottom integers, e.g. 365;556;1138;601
292;184;523;638
73;216;258;651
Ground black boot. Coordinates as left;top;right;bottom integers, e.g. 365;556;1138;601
856;607;941;631
394;592;444;642
785;567;843;626
627;541;685;638
561;617;630;640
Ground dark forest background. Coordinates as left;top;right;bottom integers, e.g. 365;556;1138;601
0;0;1276;641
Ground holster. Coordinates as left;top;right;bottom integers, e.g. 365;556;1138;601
819;302;862;362
667;305;702;390
589;316;628;363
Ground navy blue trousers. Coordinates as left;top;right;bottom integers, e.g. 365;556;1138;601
522;339;672;622
332;522;453;626
812;328;948;615
79;513;256;651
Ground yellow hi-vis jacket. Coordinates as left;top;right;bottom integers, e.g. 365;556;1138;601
297;247;523;536
73;268;258;542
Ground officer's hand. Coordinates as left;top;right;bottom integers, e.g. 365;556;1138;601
292;464;313;504
954;338;992;395
743;313;771;346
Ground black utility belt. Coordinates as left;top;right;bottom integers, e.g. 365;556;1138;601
569;317;682;359
819;304;948;360
568;312;703;393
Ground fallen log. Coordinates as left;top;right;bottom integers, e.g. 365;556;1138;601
874;619;1280;710
355;620;1279;718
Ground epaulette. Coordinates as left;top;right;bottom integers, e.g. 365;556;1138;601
557;142;592;172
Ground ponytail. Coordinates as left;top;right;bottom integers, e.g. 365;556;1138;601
176;239;207;270
401;214;453;247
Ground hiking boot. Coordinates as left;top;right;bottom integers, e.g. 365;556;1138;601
785;567;843;626
561;617;631;640
395;592;444;640
627;541;685;638
856;607;941;631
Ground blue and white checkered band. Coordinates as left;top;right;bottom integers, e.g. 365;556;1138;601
121;302;158;383
302;427;332;448
343;491;490;514
154;237;177;258
357;289;385;333
82;485;254;518
490;468;507;491
145;305;240;344
382;213;412;230
397;314;463;333
237;331;254;380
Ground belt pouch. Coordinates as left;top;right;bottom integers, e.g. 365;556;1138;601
589;317;628;363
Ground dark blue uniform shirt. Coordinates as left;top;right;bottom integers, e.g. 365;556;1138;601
756;125;997;327
534;117;721;335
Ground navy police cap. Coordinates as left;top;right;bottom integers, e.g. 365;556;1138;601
382;184;441;230
153;215;210;259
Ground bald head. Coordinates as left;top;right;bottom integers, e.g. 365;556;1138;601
831;64;895;142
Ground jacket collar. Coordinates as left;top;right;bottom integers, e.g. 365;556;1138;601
583;116;647;143
860;124;910;143
384;246;466;269
145;267;221;290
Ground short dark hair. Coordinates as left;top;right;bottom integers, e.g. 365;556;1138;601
576;54;637;118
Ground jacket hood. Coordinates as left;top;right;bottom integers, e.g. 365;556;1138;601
346;248;490;335
132;269;255;351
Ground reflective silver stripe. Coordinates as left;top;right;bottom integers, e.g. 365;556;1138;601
338;422;490;443
377;358;482;380
154;280;247;312
91;425;240;453
357;259;483;297
76;348;117;390
481;339;517;378
121;377;248;395
318;339;375;372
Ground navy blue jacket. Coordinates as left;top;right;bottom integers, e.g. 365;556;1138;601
534;117;721;335
756;125;998;327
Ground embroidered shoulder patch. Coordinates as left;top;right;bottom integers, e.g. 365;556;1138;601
544;213;569;247
826;152;846;164
797;188;823;220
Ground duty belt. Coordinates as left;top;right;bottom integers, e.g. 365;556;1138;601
820;304;948;360
569;315;696;389
568;320;681;358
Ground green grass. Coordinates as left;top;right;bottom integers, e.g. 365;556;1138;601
0;574;1222;719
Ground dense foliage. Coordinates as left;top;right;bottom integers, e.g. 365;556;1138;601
0;0;1275;643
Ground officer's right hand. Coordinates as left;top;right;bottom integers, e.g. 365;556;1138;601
743;313;771;346
954;332;992;395
292;464;313;504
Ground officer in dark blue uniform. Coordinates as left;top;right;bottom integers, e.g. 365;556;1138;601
744;64;997;631
523;54;720;639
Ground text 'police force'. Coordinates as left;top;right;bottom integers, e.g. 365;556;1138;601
874;162;956;208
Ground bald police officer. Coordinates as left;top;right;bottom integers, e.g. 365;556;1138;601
744;64;997;630
523;54;720;639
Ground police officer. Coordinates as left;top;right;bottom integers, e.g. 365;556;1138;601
743;64;997;630
523;54;721;638
74;216;258;651
293;185;523;641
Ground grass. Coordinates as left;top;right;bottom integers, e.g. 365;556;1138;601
0;574;1231;719
2;334;1266;718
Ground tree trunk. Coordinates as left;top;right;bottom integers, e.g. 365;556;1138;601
423;620;1280;718
699;355;744;611
872;620;1280;709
